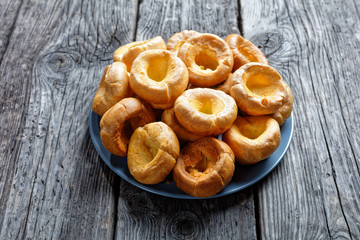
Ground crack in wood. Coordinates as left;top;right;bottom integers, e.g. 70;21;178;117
318;103;353;240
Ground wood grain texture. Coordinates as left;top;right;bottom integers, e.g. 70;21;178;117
116;181;256;240
0;0;23;64
0;0;138;239
1;0;359;239
114;0;256;239
241;0;360;238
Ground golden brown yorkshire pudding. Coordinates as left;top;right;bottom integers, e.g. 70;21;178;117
161;108;202;142
100;98;156;156
187;73;234;95
225;34;268;71
127;122;180;184
223;115;280;165
173;137;235;197
130;49;189;109
92;62;133;116
174;88;237;136
177;33;234;87
213;73;234;95
230;62;286;115
113;36;166;71
270;81;293;126
166;30;200;53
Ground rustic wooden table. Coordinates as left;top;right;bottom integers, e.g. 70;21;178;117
1;0;360;239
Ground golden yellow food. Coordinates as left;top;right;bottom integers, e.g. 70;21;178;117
92;62;133;116
113;36;166;71
225;34;268;71
174;88;237;136
177;33;233;87
91;31;295;196
100;98;156;156
161;108;202;142
130;49;189;109
230;62;286;115
223;115;281;164
187;73;234;95
167;30;200;53
127;122;180;184
173;137;235;197
271;81;293;125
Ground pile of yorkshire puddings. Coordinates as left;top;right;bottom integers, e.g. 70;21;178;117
92;31;293;197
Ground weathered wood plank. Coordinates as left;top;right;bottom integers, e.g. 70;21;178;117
241;0;360;238
0;0;24;228
0;0;23;64
116;182;256;240
0;0;138;239
115;0;257;239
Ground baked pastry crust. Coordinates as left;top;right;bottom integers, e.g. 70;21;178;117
161;108;202;142
223;115;281;164
130;49;189;109
113;36;166;71
187;73;234;95
92;62;133;116
270;81;293;125
127;122;180;184
100;97;156;156
225;34;268;71
167;30;200;53
177;33;233;87
230;62;286;115
173;137;235;197
174;88;237;136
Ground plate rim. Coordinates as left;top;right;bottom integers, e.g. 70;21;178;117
89;108;294;199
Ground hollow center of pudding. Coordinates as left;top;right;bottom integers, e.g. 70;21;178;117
237;119;267;139
121;120;134;141
185;152;216;177
245;71;280;97
137;131;161;166
195;51;219;71
189;96;225;115
147;54;170;82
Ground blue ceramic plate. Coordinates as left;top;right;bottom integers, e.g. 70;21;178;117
89;109;294;199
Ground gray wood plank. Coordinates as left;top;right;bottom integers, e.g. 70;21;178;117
115;0;257;239
241;0;360;238
0;0;23;65
0;0;138;239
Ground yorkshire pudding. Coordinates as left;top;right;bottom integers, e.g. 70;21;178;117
174;88;237;136
113;36;166;71
187;73;234;95
230;62;286;115
225;34;268;71
173;137;235;197
92;62;133;116
213;73;234;95
177;33;233;87
167;30;200;53
223;115;281;165
271;81;293;126
100;97;156;156
130;49;189;109
161;108;202;142
127;122;180;184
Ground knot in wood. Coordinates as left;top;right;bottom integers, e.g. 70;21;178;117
124;192;155;214
35;51;80;90
250;32;283;57
43;52;77;74
167;211;203;240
